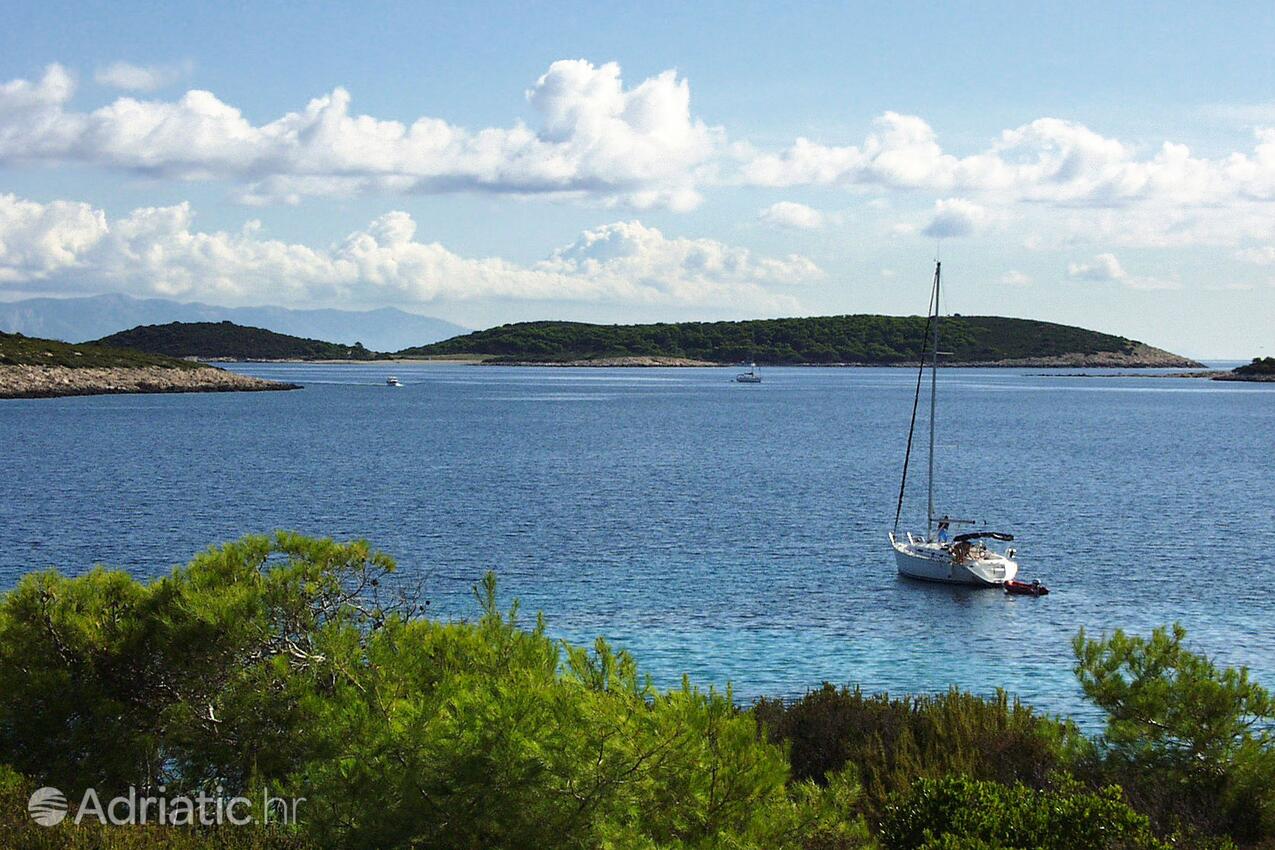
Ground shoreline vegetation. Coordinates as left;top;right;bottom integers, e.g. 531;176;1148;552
0;332;299;399
1;533;1271;850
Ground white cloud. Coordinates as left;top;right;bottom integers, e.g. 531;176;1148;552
1000;270;1032;286
739;112;1275;206
94;61;193;92
758;201;824;230
1067;253;1127;281
0;194;818;311
8;60;1275;246
1065;253;1178;290
0;195;108;282
1236;246;1275;264
0;61;719;210
739;112;1275;248
920;198;989;238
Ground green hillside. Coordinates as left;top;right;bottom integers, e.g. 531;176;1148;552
93;321;386;361
0;331;201;370
401;315;1186;365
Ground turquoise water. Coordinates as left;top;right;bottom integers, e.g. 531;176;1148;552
2;364;1272;719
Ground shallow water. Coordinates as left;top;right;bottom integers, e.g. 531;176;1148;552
2;363;1271;720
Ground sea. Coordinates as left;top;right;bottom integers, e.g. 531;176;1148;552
2;363;1272;722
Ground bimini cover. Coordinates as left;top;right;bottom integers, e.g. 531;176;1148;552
954;531;1014;543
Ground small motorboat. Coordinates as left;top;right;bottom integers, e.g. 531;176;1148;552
386;376;401;387
1004;579;1049;597
735;363;762;383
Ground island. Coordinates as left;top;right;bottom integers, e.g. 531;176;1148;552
1214;356;1275;382
398;315;1202;367
0;332;300;399
92;320;387;361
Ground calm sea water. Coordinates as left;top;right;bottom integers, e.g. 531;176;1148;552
2;364;1272;720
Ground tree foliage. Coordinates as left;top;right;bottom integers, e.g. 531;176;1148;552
0;536;868;850
401;315;1146;365
0;533;411;795
1074;624;1275;842
2;538;1271;849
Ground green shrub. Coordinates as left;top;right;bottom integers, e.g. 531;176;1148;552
753;684;1083;820
879;774;1167;850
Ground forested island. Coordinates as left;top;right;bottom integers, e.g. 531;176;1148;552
75;316;1201;368
401;315;1201;367
1218;356;1275;381
0;332;298;399
93;321;387;361
0;533;1270;849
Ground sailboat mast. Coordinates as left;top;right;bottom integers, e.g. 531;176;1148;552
927;261;940;536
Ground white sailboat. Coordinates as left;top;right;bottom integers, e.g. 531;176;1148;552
735;363;762;383
887;261;1019;587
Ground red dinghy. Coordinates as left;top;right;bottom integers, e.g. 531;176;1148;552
1004;579;1049;597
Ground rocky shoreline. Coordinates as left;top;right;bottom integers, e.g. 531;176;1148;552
475;344;1200;369
483;355;719;367
0;365;300;400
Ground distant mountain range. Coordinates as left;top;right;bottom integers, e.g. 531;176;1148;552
0;294;468;352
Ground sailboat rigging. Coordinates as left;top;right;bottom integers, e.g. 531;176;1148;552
887;261;1020;586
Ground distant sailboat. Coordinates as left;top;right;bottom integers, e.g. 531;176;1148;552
386;376;401;387
735;362;762;383
887;261;1019;586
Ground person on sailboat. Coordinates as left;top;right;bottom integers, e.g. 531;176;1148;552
937;516;951;543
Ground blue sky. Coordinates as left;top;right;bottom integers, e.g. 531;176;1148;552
2;1;1274;357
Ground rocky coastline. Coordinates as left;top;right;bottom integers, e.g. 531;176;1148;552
0;365;300;400
475;343;1201;369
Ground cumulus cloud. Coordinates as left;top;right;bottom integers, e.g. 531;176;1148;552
758;201;824;230
739;112;1275;248
1000;270;1032;286
740;112;1275;205
8;60;1275;245
1065;253;1178;290
94;60;193;92
1067;253;1127;281
0;194;817;311
0;61;718;210
920;198;989;238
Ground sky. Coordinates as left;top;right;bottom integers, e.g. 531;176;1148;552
2;1;1274;358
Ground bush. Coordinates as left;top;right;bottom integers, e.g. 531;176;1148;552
753;684;1083;820
879;774;1168;850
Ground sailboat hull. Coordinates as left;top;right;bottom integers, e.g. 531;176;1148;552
889;533;1017;586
